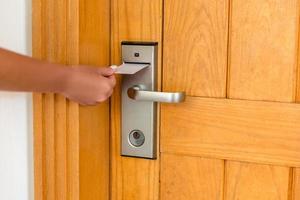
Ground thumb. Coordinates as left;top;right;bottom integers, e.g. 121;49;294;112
98;67;115;77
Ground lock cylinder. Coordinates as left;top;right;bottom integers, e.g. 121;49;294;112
128;130;145;147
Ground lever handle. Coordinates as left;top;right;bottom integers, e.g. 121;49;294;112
127;85;185;103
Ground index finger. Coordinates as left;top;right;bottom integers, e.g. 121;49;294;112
107;75;116;87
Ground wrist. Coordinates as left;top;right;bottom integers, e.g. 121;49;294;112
50;64;71;94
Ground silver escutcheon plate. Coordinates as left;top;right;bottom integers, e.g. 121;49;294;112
121;42;158;159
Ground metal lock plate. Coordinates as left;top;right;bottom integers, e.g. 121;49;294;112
121;41;158;159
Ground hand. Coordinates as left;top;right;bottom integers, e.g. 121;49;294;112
60;66;116;105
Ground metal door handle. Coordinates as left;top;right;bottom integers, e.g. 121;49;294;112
127;85;185;103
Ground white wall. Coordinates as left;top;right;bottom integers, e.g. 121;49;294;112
0;0;33;200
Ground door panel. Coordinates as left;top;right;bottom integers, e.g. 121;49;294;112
161;97;300;166
225;161;290;200
228;0;299;102
163;0;228;97
161;154;224;200
110;0;162;199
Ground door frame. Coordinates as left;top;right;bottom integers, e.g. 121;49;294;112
33;0;110;199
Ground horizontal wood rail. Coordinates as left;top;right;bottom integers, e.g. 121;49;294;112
161;97;300;167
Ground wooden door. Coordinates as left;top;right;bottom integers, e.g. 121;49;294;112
111;0;300;199
34;0;300;199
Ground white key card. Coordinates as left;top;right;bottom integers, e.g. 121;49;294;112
111;63;149;74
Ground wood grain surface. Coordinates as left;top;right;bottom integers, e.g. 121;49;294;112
110;0;162;199
293;169;300;200
33;0;300;199
160;154;224;200
161;97;300;167
33;0;71;199
66;1;80;199
225;161;290;200
33;0;110;199
78;0;110;199
228;0;299;102
163;0;228;97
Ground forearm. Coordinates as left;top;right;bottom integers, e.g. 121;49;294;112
0;48;68;93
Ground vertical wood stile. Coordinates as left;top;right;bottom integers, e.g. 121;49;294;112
295;0;300;103
43;94;56;199
292;169;300;199
33;92;44;200
161;0;228;199
78;0;110;199
47;0;68;199
294;0;300;197
33;0;45;198
53;1;68;199
110;0;162;199
55;95;67;200
66;0;80;199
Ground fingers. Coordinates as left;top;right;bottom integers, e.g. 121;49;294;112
73;65;115;77
107;74;116;87
81;73;115;105
97;67;115;77
107;89;114;98
95;88;114;104
65;65;116;106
